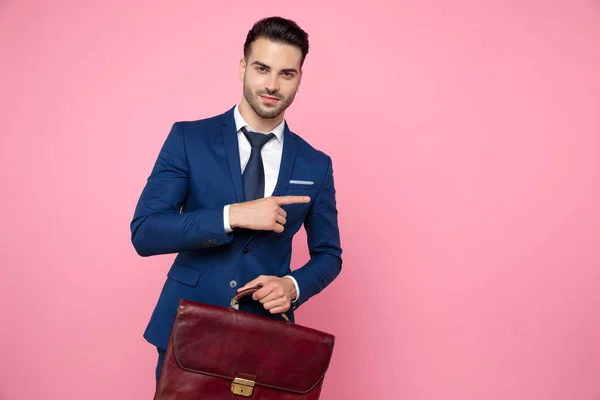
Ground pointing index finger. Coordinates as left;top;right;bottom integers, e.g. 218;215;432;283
275;195;311;205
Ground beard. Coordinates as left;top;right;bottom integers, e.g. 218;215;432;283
243;80;297;120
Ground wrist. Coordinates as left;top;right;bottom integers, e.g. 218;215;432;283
283;276;298;302
229;203;241;229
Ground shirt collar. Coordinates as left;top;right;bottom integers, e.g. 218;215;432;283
233;104;285;145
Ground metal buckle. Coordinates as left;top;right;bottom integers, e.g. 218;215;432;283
231;374;255;397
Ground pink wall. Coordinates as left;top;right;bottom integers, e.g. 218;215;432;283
1;1;599;399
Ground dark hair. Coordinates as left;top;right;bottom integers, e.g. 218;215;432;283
243;17;309;67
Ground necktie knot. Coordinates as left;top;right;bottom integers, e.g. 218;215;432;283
242;127;275;149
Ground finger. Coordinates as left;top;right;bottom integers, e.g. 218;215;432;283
276;214;286;225
259;287;285;304
252;283;275;301
263;298;287;311
274;196;311;206
272;223;284;233
268;304;291;314
237;276;266;292
278;207;287;218
259;280;285;301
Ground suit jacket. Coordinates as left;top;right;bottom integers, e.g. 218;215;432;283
130;106;343;350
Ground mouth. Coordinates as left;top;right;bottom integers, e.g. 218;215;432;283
259;95;280;105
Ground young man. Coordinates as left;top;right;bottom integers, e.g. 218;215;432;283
130;16;343;382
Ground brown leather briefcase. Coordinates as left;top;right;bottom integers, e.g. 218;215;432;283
154;286;335;399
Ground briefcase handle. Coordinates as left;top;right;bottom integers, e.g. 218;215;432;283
229;286;291;323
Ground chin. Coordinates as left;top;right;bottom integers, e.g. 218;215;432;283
258;111;281;120
255;105;282;119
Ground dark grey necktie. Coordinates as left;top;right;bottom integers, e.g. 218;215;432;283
241;126;275;201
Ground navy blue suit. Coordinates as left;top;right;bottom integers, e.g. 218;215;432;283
130;106;343;352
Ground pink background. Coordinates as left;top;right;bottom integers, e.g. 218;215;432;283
1;1;599;399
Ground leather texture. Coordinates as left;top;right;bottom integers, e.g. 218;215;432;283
154;287;335;399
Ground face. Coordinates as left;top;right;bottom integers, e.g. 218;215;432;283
239;37;303;120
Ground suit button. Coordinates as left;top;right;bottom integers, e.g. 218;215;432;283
243;247;249;254
229;280;238;288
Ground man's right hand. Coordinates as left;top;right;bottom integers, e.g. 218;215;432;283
229;196;311;233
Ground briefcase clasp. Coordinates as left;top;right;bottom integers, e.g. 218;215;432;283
231;374;256;397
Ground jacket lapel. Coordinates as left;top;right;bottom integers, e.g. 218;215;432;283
271;122;297;197
221;107;244;203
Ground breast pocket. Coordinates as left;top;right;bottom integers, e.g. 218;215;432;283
284;184;317;198
281;183;316;222
287;179;316;189
286;179;318;196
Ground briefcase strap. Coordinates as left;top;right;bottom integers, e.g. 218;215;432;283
229;286;291;323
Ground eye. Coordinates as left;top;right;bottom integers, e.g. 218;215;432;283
256;66;267;72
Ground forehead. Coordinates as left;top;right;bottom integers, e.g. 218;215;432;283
247;37;302;70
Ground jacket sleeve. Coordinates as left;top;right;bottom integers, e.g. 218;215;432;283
130;122;233;257
289;156;343;308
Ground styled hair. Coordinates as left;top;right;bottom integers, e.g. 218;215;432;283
243;16;309;67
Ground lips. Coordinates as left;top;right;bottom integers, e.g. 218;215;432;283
260;95;280;105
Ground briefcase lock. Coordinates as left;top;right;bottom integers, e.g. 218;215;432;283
231;374;256;397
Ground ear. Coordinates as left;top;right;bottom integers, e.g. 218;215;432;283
239;57;247;81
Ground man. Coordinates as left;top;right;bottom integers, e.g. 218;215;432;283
130;16;343;383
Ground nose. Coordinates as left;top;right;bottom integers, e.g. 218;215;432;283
264;73;279;93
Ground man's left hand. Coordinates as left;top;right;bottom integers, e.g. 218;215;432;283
237;275;297;314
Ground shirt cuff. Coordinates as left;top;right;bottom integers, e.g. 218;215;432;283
284;275;300;303
223;205;233;233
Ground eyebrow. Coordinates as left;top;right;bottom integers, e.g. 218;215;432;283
251;61;298;74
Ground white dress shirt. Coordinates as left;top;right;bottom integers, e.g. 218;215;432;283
222;104;300;303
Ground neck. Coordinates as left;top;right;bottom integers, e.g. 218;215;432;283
238;100;284;133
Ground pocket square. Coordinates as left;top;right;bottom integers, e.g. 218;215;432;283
289;180;314;185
